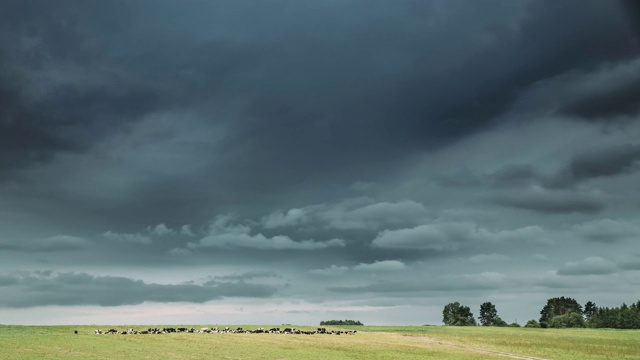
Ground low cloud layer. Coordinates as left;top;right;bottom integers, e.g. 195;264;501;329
187;216;345;250
0;271;277;308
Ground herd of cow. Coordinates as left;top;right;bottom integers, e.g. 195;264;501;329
92;327;357;336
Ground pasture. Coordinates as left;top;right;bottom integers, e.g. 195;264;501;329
1;325;639;359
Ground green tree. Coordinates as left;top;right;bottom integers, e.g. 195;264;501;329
442;302;476;326
583;301;597;322
478;302;498;326
539;297;582;328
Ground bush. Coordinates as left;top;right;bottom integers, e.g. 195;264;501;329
493;316;508;327
548;312;585;328
525;319;541;328
319;320;363;326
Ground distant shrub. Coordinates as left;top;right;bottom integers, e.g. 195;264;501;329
320;320;363;326
493;317;508;327
525;319;541;328
548;312;585;328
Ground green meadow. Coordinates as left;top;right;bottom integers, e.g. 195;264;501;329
1;325;639;359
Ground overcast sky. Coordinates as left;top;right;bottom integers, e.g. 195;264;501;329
1;0;640;326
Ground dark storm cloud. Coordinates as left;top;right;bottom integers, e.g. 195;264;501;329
559;79;640;119
490;164;541;187
573;219;640;243
0;0;173;176
549;144;640;187
328;272;506;294
493;189;605;214
0;0;636;231
0;0;639;323
0;271;277;308
221;0;637;186
556;257;618;276
618;254;640;270
206;271;280;283
442;142;640;194
0;235;89;252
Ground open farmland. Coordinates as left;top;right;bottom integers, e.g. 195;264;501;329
1;325;639;360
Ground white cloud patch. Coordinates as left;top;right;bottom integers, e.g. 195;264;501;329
149;223;174;236
261;208;308;229
319;200;429;230
489;225;551;244
469;253;510;263
557;256;618;276
309;265;349;276
188;215;345;250
353;260;406;271
180;224;195;237
311;260;406;275
102;231;152;245
371;222;549;250
371;222;477;251
262;198;429;230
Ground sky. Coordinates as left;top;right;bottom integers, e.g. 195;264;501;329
1;0;640;326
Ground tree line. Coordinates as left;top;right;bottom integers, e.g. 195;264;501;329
443;297;640;329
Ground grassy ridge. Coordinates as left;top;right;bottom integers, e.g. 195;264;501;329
1;325;639;359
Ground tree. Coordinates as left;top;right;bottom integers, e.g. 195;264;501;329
539;297;582;328
589;300;640;329
478;302;498;326
443;302;476;326
583;301;597;321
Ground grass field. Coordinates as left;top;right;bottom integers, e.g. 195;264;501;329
1;325;639;359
